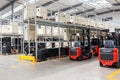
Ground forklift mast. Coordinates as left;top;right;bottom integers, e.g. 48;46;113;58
70;29;91;50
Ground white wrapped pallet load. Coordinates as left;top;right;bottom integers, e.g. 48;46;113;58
18;26;23;35
101;23;105;28
30;31;35;41
24;4;35;20
63;42;68;47
70;16;76;24
36;6;48;19
46;26;51;36
77;17;81;24
52;27;63;36
64;13;70;23
63;28;68;41
90;20;96;27
46;42;52;48
11;22;18;34
52;27;58;36
55;42;60;48
87;19;90;26
96;22;100;28
55;12;65;23
98;22;103;28
105;24;110;29
2;25;10;34
60;27;63;36
70;16;81;24
24;24;35;41
37;25;45;35
30;25;35;41
24;25;29;41
80;17;87;25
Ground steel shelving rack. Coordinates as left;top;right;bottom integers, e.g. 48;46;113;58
22;0;109;61
0;6;24;55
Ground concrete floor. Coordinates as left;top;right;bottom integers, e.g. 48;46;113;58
0;55;120;80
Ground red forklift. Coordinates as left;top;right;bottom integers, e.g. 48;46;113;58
98;31;120;68
69;29;92;60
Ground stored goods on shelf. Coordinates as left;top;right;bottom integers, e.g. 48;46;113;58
70;16;80;24
24;4;48;20
64;13;71;23
2;25;11;33
55;12;66;23
11;22;19;34
80;17;88;25
36;6;48;19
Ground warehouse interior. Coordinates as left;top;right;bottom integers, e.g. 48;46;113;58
0;0;120;80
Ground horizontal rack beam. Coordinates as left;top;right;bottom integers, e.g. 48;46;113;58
24;19;105;31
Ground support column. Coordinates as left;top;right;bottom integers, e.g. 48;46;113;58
11;1;14;22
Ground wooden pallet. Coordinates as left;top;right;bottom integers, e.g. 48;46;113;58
36;16;43;19
48;18;55;21
66;22;73;24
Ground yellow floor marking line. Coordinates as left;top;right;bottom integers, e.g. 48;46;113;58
107;69;120;80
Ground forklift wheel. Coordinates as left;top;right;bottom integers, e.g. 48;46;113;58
88;53;92;59
77;56;83;61
94;53;98;56
69;57;74;60
116;61;120;68
99;62;103;67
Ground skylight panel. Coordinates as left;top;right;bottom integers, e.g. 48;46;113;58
79;0;112;10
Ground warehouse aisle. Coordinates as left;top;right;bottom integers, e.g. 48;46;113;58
0;55;119;80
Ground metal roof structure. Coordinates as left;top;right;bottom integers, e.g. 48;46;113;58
0;0;120;18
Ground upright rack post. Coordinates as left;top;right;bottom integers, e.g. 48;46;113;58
22;0;24;54
57;4;61;59
34;0;38;60
0;12;2;55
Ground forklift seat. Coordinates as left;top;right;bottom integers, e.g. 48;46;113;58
74;41;81;47
104;40;115;48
